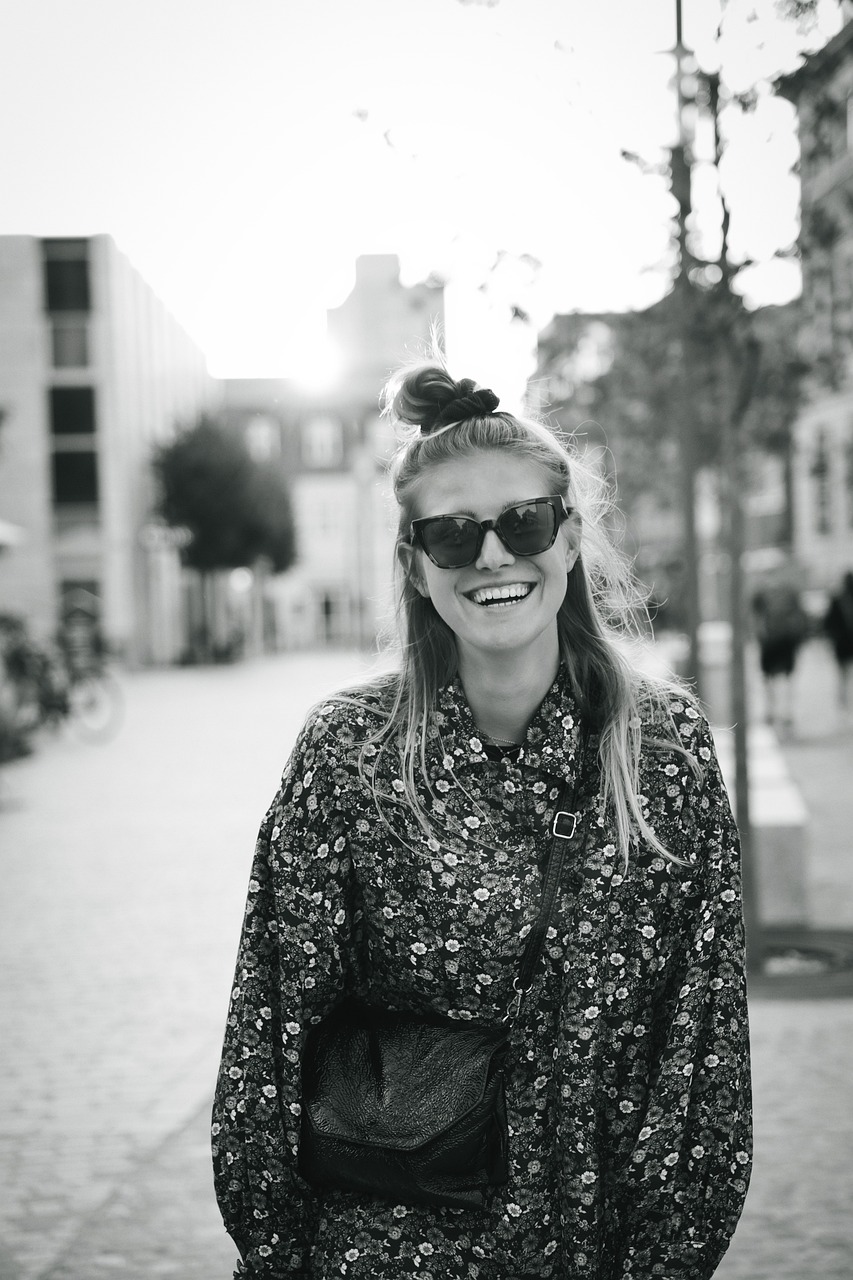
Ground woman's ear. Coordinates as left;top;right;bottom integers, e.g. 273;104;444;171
397;542;430;598
563;509;582;573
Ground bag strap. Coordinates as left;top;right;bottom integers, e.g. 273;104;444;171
504;728;597;1024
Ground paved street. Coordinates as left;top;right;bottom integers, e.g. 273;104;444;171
0;650;381;1280
0;641;851;1279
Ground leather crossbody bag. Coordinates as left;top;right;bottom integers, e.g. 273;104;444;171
298;735;593;1210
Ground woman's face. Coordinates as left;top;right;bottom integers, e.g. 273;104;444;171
401;450;579;675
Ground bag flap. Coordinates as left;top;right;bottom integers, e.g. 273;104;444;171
302;1001;508;1150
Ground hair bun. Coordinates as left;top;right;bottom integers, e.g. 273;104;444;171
422;380;501;434
383;364;501;434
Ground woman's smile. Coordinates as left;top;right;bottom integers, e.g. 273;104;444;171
466;582;535;607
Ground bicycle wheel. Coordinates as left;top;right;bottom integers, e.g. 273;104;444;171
68;672;124;742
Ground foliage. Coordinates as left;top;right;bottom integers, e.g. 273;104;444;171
775;0;823;26
153;416;296;574
743;301;810;447
536;286;807;531
537;304;683;514
536;0;823;530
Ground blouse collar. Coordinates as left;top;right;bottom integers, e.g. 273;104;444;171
433;666;584;782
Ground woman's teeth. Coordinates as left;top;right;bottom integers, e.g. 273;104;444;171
470;584;533;607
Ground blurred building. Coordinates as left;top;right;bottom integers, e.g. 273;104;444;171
532;307;799;629
224;254;444;649
0;235;218;664
779;17;853;589
0;244;442;663
531;308;698;627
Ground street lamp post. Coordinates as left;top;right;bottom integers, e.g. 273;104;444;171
671;0;703;698
671;0;761;970
705;64;763;974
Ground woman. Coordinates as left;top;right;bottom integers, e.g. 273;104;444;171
212;363;752;1279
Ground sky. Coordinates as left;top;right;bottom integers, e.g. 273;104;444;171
0;0;845;403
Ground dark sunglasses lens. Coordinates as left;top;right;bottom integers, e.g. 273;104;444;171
421;517;479;566
498;501;557;554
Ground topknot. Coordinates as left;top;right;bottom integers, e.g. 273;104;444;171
385;365;501;435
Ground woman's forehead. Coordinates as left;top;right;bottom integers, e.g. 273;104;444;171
409;452;556;518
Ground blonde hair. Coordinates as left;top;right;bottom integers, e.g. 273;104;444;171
351;360;693;864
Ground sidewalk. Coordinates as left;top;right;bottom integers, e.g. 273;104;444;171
771;639;853;929
0;642;851;1279
702;636;853;1280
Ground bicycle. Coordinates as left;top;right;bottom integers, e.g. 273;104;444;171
62;664;124;742
1;617;124;750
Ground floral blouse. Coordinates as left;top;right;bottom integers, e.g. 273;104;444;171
212;670;752;1279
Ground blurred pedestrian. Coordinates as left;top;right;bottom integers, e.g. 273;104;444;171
212;360;752;1279
751;568;808;734
824;570;853;715
56;608;106;679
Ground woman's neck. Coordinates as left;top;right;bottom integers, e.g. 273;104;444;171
458;645;560;744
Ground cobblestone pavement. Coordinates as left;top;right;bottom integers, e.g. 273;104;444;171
0;643;851;1279
0;650;379;1280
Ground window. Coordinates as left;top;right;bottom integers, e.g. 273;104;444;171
43;239;91;312
49;385;99;509
245;414;279;462
302;415;343;468
52;452;99;504
50;387;95;435
52;319;89;368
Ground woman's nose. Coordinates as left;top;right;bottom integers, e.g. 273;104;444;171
475;529;515;570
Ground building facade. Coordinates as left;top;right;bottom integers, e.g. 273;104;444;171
0;235;218;664
779;17;853;589
224;254;445;650
0;244;442;664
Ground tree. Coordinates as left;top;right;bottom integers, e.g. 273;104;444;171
153;415;296;574
535;0;831;589
153;415;296;660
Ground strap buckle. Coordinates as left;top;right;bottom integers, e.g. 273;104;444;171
504;976;529;1024
552;810;578;840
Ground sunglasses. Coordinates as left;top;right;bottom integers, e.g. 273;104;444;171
409;495;572;569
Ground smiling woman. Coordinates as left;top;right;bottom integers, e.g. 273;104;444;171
212;357;753;1280
399;454;579;722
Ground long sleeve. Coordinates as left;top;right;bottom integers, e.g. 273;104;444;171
212;709;364;1278
607;715;752;1279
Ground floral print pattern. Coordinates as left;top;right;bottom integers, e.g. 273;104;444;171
212;670;751;1279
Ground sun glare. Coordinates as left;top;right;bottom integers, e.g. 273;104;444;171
291;332;346;395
